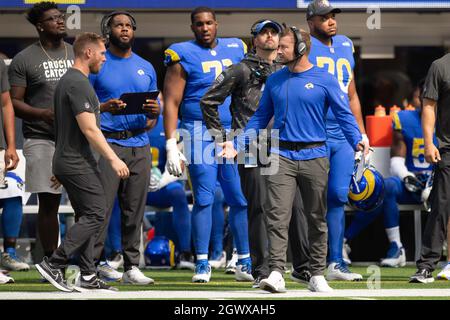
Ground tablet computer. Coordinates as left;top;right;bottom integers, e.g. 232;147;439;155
116;91;160;116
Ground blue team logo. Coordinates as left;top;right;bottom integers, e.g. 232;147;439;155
348;165;385;212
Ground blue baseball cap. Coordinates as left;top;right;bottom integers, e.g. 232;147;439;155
251;19;283;36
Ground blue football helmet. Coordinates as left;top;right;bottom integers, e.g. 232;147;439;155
144;236;176;269
348;154;385;212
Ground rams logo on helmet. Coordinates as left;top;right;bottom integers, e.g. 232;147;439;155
348;166;385;212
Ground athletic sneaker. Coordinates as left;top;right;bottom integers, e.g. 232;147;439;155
308;275;333;292
235;258;254;282
35;256;73;292
0;272;14;284
259;270;286;293
410;268;434;283
342;242;352;265
122;266;154;285
326;262;363;281
225;249;238;274
290;269;312;285
437;262;450;280
97;262;123;282
107;251;124;270
209;251;227;269
380;242;406;268
192;260;211;283
74;274;119;292
177;251;195;271
1;252;30;271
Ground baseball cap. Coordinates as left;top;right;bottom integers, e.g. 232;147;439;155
306;0;341;20
251;19;283;36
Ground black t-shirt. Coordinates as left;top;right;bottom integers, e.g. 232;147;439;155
423;53;450;152
8;42;74;141
52;68;100;176
0;59;10;150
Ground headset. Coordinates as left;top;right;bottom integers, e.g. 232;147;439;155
100;11;137;40
289;25;307;58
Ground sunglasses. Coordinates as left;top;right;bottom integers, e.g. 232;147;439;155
40;13;66;23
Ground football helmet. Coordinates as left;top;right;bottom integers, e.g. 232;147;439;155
144;236;175;269
348;150;385;212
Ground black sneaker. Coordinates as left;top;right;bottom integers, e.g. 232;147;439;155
76;275;119;292
252;275;266;289
290;269;312;285
410;269;435;283
35;256;73;292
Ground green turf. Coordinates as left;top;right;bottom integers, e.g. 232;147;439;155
0;266;449;294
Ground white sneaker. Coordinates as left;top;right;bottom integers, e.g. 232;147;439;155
0;272;14;284
342;242;352;265
437;262;450;280
122;266;154;285
209;251;227;269
326;262;363;281
225;249;238;274
107;252;124;270
235;259;254;282
97;262;123;282
1;252;30;271
192;261;212;283
308;275;333;292
380;242;406;267
259;271;286;293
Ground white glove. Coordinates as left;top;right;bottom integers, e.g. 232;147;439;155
149;168;180;192
166;138;187;177
149;167;162;192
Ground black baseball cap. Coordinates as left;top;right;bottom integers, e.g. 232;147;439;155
251;19;283;36
306;0;341;20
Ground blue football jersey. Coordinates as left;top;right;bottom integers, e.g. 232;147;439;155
392;110;436;173
309;35;355;141
164;38;246;127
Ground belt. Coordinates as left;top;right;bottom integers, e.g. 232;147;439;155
278;140;325;151
102;128;146;140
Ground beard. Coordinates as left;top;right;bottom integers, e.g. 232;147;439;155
109;33;134;50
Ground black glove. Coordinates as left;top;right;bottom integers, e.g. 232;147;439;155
404;175;424;193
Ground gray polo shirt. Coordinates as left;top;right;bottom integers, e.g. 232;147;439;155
8;41;74;141
422;53;450;152
52;68;100;176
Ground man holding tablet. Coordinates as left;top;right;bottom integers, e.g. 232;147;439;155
89;11;160;285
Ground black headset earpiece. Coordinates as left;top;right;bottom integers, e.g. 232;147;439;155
290;26;307;57
100;11;137;40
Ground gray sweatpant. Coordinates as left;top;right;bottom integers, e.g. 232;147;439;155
93;143;151;271
50;173;106;275
264;155;329;276
417;151;450;271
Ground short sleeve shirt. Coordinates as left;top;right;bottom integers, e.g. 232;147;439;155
422;53;450;152
8;42;74;141
52;68;100;175
0;59;10;149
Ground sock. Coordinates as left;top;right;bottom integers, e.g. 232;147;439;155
237;254;250;260
5;247;16;256
197;254;208;261
385;227;402;247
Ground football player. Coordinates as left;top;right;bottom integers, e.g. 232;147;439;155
306;0;369;281
163;7;251;283
344;84;436;268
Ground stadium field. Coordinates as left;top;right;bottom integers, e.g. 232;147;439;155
0;266;448;300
